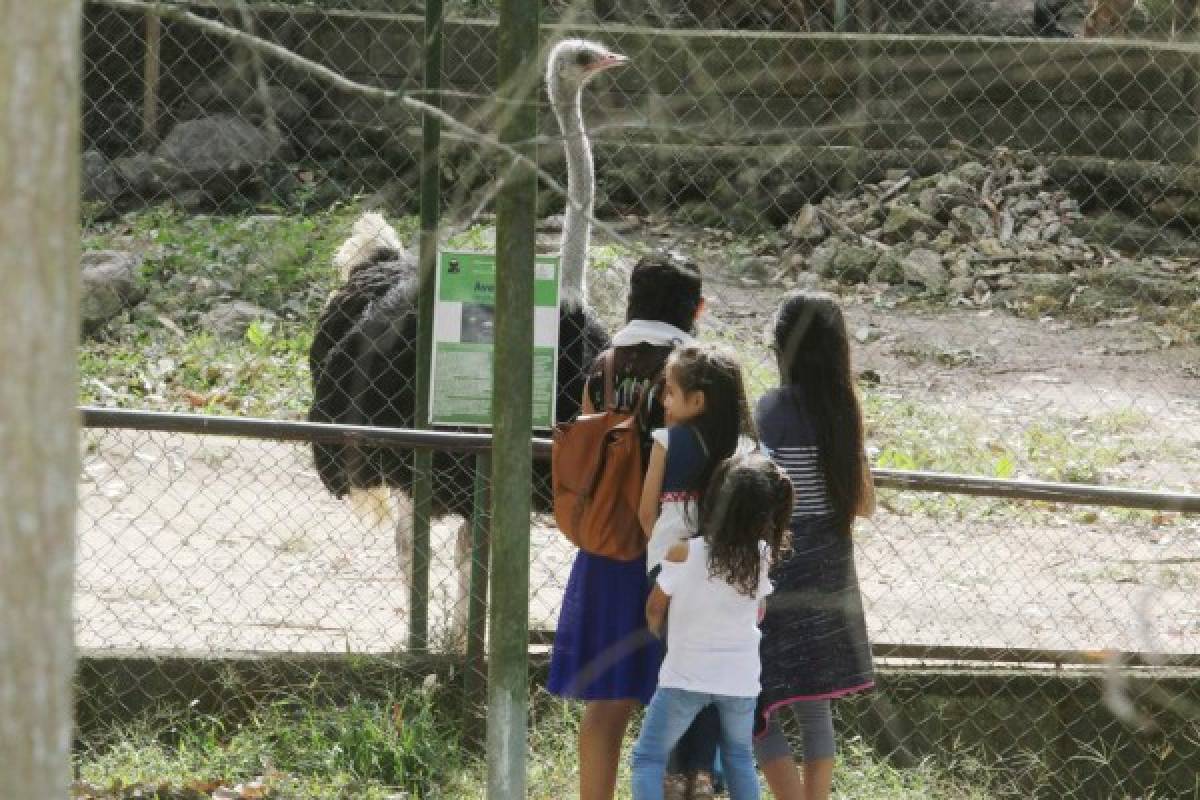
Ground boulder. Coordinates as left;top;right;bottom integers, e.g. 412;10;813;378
882;205;941;242
1014;273;1077;301
810;242;878;284
789;204;827;242
870;253;906;285
156;114;281;207
902;248;949;292
82;150;122;204
111;152;168;201
201;301;279;339
81;251;144;334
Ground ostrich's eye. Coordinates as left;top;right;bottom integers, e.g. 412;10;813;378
574;51;594;68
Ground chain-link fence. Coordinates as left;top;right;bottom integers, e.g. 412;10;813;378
77;0;1200;796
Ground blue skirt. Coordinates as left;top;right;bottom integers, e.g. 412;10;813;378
548;550;663;705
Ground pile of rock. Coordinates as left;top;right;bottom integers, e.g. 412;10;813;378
780;147;1200;321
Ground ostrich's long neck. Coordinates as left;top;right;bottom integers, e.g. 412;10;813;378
555;84;592;308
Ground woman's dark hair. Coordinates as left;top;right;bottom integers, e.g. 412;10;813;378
667;345;757;515
772;290;867;535
701;453;793;597
625;252;703;333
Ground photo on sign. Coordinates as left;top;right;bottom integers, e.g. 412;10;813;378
460;303;495;344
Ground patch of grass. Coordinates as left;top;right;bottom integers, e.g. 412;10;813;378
863;391;1145;485
77;690;461;799
76;691;1005;799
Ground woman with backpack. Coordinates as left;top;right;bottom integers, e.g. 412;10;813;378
548;252;706;800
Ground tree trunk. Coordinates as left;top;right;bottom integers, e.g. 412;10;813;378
0;0;82;791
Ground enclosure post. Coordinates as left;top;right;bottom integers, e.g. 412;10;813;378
0;0;80;791
142;9;161;147
464;451;492;749
488;0;539;794
409;0;444;653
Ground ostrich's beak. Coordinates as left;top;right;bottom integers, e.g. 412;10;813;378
591;52;629;73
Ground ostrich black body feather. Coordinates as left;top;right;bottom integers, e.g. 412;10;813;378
308;252;610;518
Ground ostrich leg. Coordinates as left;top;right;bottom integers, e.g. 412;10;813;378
391;489;415;577
449;517;472;650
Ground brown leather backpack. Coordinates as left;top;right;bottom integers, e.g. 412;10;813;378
551;350;647;561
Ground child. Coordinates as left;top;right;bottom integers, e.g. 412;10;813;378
637;345;756;799
631;453;794;800
753;290;876;800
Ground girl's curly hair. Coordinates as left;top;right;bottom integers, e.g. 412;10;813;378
700;453;793;598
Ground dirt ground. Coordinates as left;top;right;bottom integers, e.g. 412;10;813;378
76;295;1200;659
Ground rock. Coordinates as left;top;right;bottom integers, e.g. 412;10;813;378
156;114;281;206
111;152;168;201
917;188;940;216
1012;198;1043;216
81;251;144;334
902;248;949;292
932;231;956;251
201;301;278;339
1091;264;1200;305
881;205;941;241
792;271;822;290
936;174;972;196
158;114;278;174
1041;221;1064;243
810;241;878;284
537;214;565;233
870;253;906;284
954;161;988;185
1015;273;1077;301
952;206;993;239
82;150;122;203
948;275;975;296
789;204;827;242
978;237;1008;257
737;255;780;283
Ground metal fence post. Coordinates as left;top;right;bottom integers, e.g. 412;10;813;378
464;451;492;749
487;0;539;794
409;0;443;654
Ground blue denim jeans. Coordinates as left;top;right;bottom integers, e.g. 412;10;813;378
631;687;759;800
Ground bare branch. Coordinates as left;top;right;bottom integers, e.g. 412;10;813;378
89;0;633;249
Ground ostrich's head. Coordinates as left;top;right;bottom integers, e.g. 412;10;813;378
545;39;628;106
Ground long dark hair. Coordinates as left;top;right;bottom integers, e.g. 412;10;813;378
667;345;757;514
772;290;867;535
626;252;703;332
701;454;793;597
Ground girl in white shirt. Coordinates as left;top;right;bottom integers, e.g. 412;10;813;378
631;453;794;800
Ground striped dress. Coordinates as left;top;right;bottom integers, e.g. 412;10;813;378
753;387;874;736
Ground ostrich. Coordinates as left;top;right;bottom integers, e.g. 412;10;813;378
308;40;626;645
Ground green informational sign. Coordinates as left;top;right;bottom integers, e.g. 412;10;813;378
428;250;560;429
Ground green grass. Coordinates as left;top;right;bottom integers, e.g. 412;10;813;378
77;689;461;799
75;692;1004;799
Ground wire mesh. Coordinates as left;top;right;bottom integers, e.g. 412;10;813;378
77;0;1200;796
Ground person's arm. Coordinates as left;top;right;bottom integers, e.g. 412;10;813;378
638;440;667;538
646;541;689;636
645;585;670;637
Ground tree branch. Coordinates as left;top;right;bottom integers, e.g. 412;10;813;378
89;0;631;248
